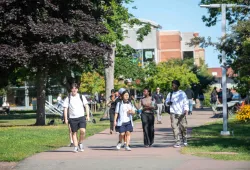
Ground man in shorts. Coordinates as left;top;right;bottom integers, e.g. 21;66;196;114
63;83;90;153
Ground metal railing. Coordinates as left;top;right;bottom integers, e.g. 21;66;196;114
45;101;63;116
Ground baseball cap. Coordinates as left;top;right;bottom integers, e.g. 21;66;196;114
118;88;126;94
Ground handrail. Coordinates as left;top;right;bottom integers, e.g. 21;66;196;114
45;101;63;116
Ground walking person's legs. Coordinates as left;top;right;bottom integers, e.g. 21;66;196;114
78;128;86;151
148;113;155;146
141;113;150;147
170;113;181;147
109;109;115;134
188;99;193;115
178;115;188;146
68;124;74;147
156;104;162;123
156;104;163;123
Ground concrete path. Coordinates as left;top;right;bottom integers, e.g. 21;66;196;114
15;109;250;170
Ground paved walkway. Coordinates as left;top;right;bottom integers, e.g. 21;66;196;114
15;109;250;170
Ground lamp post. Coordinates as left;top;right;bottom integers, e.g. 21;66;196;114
200;4;250;136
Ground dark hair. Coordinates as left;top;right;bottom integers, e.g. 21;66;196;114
111;89;115;93
143;88;151;96
121;90;130;96
172;80;180;87
70;83;79;89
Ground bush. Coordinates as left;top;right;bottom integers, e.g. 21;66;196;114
236;104;250;122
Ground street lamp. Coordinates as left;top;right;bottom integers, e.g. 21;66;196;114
200;4;250;136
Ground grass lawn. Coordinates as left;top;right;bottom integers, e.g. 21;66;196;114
0;112;109;162
182;116;250;160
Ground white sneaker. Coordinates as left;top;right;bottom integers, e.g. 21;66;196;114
79;143;84;152
183;142;188;147
125;146;132;151
73;147;78;153
116;143;122;150
173;144;181;148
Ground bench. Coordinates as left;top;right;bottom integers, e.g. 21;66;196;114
215;101;241;118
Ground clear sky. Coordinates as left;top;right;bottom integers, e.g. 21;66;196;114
127;0;222;68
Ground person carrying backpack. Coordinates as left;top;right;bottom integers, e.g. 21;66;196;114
114;90;136;151
63;83;90;153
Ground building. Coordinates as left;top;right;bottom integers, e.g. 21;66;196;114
158;31;205;66
122;19;205;66
208;67;237;88
121;19;162;65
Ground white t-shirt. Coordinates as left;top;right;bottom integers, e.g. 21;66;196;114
63;93;88;118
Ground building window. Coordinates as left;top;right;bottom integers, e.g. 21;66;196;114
183;51;194;60
143;49;155;62
212;72;217;76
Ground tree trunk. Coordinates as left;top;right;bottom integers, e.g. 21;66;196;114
35;68;48;125
105;46;115;103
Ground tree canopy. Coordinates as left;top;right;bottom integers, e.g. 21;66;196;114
146;60;199;92
0;0;111;125
200;0;250;27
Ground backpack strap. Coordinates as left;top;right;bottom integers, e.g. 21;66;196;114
67;94;71;120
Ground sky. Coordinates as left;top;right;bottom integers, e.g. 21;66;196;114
127;0;222;68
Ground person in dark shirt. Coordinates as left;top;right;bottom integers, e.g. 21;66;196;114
185;87;194;115
152;87;164;124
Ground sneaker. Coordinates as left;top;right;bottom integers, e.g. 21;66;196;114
116;142;122;150
125;146;132;151
68;143;74;147
183;143;188;147
173;144;181;148
79;143;84;152
122;142;127;148
73;147;78;153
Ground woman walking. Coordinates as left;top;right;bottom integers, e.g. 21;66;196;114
114;90;136;151
139;88;157;148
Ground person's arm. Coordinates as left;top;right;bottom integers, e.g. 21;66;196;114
114;102;120;127
183;93;189;115
64;107;68;124
165;93;170;105
82;95;90;121
128;104;136;115
62;97;69;124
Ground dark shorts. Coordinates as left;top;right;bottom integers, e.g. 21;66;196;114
69;116;86;133
119;121;133;133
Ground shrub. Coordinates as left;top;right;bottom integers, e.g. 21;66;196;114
236;104;250;122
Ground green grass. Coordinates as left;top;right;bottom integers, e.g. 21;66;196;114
182;117;250;160
0;112;109;162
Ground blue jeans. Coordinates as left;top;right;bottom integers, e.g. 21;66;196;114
188;99;193;113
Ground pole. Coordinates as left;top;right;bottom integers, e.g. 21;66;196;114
221;4;230;135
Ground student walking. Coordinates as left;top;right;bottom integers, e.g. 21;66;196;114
114;90;136;151
108;89;116;134
139;88;157;148
63;83;90;153
165;80;189;148
185;87;194;115
210;87;218;114
152;87;164;124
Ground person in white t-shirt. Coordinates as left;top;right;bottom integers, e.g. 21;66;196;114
114;90;136;151
63;83;90;153
165;80;189;148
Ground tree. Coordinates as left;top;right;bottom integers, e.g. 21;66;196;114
200;0;250;27
79;72;105;94
220;20;250;95
0;0;110;125
100;0;152;101
146;60;199;92
198;0;250;95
